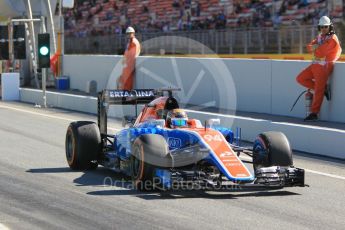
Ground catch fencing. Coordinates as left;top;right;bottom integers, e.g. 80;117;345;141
65;25;331;55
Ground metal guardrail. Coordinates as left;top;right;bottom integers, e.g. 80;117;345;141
65;25;338;55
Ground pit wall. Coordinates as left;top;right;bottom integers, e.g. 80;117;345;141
63;55;345;123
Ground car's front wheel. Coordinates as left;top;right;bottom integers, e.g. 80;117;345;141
252;131;293;171
131;134;169;191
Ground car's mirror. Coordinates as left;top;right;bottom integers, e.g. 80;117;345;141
122;115;136;127
147;103;156;108
205;118;221;128
147;119;166;128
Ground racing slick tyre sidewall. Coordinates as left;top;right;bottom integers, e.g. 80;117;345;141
65;121;101;170
252;131;293;171
131;134;169;191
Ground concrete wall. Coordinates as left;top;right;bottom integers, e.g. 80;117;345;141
271;60;345;123
20;88;98;114
64;55;345;123
225;59;272;113
63;55;122;92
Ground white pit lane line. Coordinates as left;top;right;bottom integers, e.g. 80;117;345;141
1;103;344;181
239;155;345;181
0;104;120;132
303;169;345;180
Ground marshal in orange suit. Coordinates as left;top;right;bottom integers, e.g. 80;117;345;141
296;16;342;121
117;26;141;90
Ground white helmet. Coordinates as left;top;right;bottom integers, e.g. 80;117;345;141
318;16;331;26
126;26;135;33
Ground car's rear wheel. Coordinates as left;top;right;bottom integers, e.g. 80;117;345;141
252;131;293;171
131;134;169;191
65;121;101;170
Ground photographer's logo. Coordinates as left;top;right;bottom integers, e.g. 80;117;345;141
106;35;237;170
107;36;237;121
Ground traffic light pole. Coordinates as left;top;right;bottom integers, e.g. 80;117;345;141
10;18;41;88
40;20;47;109
8;24;13;72
58;0;64;77
42;67;47;108
10;18;47;107
40;17;47;108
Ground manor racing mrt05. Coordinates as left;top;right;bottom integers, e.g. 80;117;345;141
65;89;305;191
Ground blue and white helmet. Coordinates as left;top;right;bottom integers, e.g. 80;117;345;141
166;109;188;128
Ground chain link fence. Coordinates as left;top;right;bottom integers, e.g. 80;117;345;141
65;25;342;55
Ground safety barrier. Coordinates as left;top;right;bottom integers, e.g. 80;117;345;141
64;55;345;123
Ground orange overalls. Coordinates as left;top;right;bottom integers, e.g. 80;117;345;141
50;52;60;77
118;37;141;90
296;33;341;113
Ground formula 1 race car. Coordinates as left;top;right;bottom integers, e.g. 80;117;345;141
65;88;305;191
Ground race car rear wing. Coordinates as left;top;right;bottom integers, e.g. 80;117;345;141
98;89;156;134
103;89;156;105
98;88;181;135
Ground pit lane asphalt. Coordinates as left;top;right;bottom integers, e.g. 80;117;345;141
0;101;344;230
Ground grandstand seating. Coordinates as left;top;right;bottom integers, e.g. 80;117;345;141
64;0;344;37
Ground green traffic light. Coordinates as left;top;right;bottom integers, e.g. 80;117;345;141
40;46;49;56
38;33;50;68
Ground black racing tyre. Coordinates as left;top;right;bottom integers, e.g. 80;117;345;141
252;131;293;171
131;134;169;191
65;121;101;170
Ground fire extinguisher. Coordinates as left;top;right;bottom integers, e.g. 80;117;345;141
305;90;313;116
290;89;313;114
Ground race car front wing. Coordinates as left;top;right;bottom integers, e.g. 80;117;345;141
254;166;305;187
153;165;305;190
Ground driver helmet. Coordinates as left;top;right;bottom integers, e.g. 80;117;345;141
166;109;188;128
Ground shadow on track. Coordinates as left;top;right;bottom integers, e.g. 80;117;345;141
87;189;300;200
27;167;129;187
27;167;301;200
27;167;72;173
